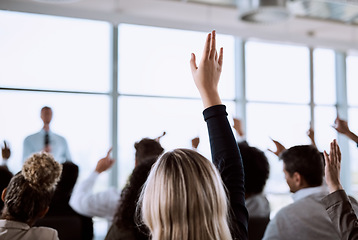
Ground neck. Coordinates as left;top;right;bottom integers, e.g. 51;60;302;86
43;124;50;132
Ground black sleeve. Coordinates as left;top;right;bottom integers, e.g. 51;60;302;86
203;104;248;240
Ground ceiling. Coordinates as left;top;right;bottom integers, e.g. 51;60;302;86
1;0;358;52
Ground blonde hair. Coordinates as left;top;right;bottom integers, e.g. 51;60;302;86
139;149;232;240
3;152;62;223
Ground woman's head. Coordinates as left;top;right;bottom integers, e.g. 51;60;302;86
140;149;232;240
1;152;62;224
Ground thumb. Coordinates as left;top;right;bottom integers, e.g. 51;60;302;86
190;53;198;74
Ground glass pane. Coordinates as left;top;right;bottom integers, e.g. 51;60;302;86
118;24;235;99
314;49;336;105
0;91;110;188
117;96;235;187
245;41;310;103
0;10;111;92
314;106;338;152
246;103;311;193
347;56;358;106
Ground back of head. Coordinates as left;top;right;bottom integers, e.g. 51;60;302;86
50;161;79;210
140;149;232;240
135;138;164;165
280;145;323;187
238;142;270;195
2;152;62;223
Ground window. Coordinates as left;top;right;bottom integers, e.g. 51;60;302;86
0;11;111;92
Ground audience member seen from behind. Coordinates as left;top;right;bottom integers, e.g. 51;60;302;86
232;118;270;218
321;139;358;240
239;141;270;218
262;144;358;240
0;152;62;240
35;161;94;240
139;30;248;240
70;138;164;222
333;116;358;146
23;106;71;163
105;157;158;240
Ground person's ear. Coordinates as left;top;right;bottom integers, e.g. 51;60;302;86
292;172;302;187
38;206;49;219
1;188;7;202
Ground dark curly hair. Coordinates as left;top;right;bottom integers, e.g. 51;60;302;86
112;157;157;239
2;152;62;224
134;138;164;165
238;141;270;195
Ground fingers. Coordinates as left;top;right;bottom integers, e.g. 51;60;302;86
3;141;7;148
209;30;216;59
203;33;211;59
323;150;329;165
190;53;198;73
218;47;223;67
107;147;113;158
333;139;341;163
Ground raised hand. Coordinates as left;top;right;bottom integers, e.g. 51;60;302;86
191;137;200;149
333;116;350;135
307;128;316;147
155;131;166;142
233;118;244;137
268;138;286;157
323;139;343;193
190;30;223;108
95;148;115;173
1;141;11;160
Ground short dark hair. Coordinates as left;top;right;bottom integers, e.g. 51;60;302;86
280;145;323;187
41;106;52;112
134;138;164;165
238;141;270;195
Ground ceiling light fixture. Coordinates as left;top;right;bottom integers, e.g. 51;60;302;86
237;0;291;23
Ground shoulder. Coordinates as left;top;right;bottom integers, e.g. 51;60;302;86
27;226;58;239
24;132;40;141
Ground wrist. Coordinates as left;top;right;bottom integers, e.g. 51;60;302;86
200;91;221;109
329;184;343;194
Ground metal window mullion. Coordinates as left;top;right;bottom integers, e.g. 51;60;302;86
234;38;246;138
110;25;119;188
309;48;315;129
335;51;351;193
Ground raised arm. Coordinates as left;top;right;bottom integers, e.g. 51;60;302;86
321;139;358;240
333;116;358;145
190;30;248;240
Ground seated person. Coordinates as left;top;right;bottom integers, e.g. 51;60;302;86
105;157;157;240
35;161;93;240
263;144;358;240
0;152;62;240
138;30;248;240
70;137;164;222
238;141;270;218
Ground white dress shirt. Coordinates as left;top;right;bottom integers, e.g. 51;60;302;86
23;129;71;163
0;220;58;240
69;171;120;221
